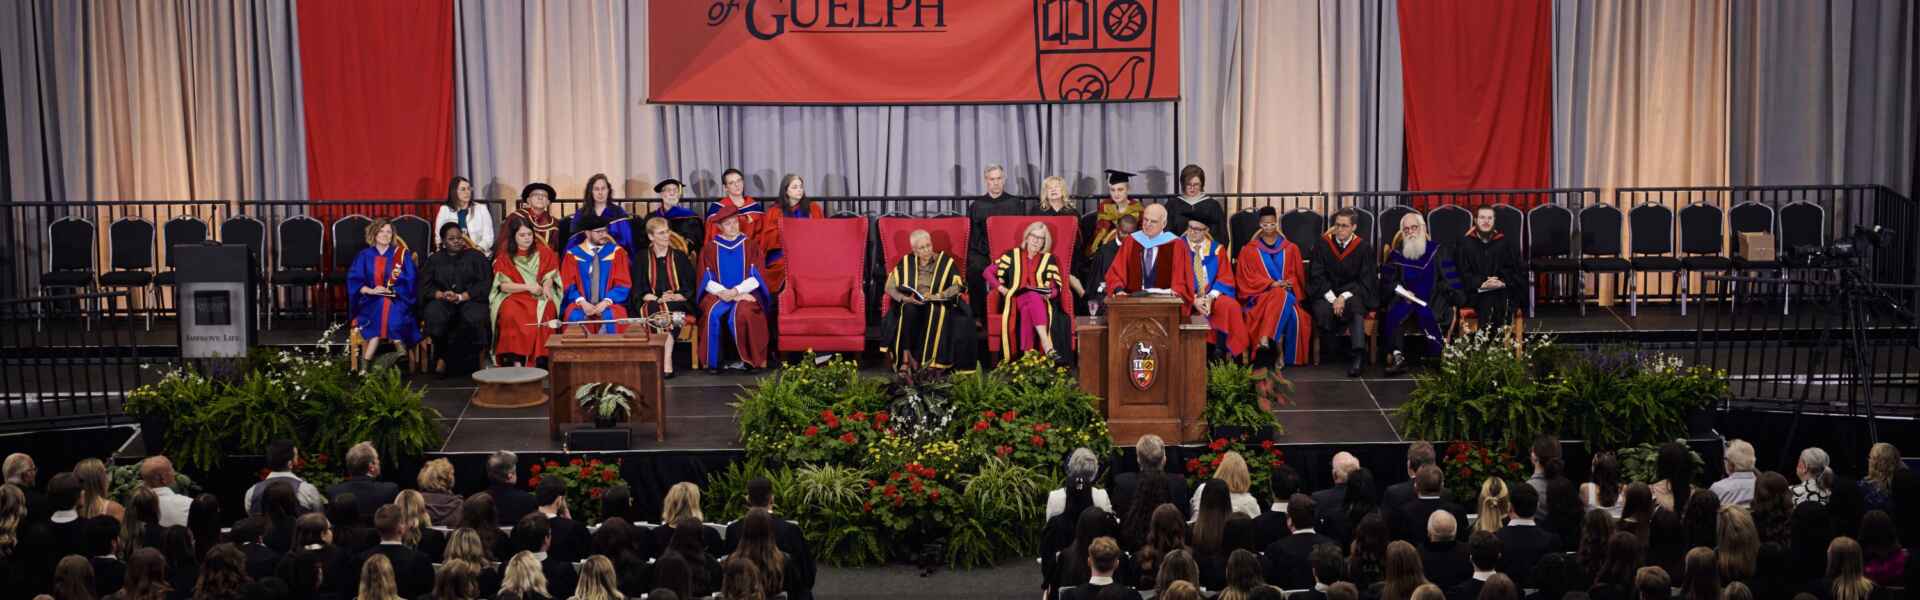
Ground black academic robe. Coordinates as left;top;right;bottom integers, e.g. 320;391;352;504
417;248;494;356
1166;196;1228;237
879;252;977;370
1453;230;1523;324
1084;238;1125;308
1308;234;1380;311
631;245;698;318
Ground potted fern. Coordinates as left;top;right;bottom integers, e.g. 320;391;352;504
1205;361;1286;442
576;382;634;429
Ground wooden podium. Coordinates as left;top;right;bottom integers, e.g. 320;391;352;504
1075;294;1208;444
545;329;667;441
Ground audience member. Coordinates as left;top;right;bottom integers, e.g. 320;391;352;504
188;495;222;561
715;558;759;600
327;493;377;555
88;515;128;595
1793;448;1835;507
1347;513;1391;591
1816;537;1880;600
1633;566;1671;600
158;526;199;599
1328;581;1360;600
391;491;446;562
645;553;694;600
356;555;402;600
137;457;192;528
1713;441;1758;508
1375;541;1430;600
651;484;720;557
1478;574;1518;600
1334;469;1382;545
1545;478;1586;552
1857;444;1901;514
530;478;588;563
1049;448;1114;521
1119;471;1173;552
1447;531;1501;600
1395;465;1467;544
1192;479;1233;561
1719;506;1760;584
1153;548;1200;598
1578;508;1615;576
1158;580;1201;600
1476;478;1510;535
659;518;720;597
1529;551;1588;600
74;459;127;522
1251;464;1300;549
725;511;797;599
720;479;813;599
3;454;45;522
1723;582;1754;600
485;452;537;526
260;481;304;553
425;559;483;600
1423;511;1472;588
1647;508;1688;579
510;514;576;599
1061;536;1139;600
243;441;325;515
1652;442;1695;512
195;544;251;600
1682;547;1722;600
106;548;168;600
346;506;433;598
1294;543;1347;600
1191;452;1262;519
1133;504;1188;590
1385;443;1439;524
1751;472;1795;547
1789;502;1838;585
597;487;638;526
228;517;279;580
1528;436;1563;518
1684;489;1724;549
1224;513;1260;556
1584;452;1625;518
1618;484;1654;543
1495;481;1556;588
1261;494;1332;590
1313;453;1362;527
328;443;398;521
567;556;619;600
1215;549;1265;600
413;460;462;527
1112;435;1192;520
1855;511;1905;586
454;495;510;561
122;489;164;555
589;519;647;597
1889;469;1919;549
282;513;349;596
56;555;97;600
496;552;550;600
1053;507;1123;595
1751;544;1794;600
1589;532;1643;600
273;551;325;600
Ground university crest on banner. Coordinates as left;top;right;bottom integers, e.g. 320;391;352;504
1035;0;1165;101
1129;341;1157;390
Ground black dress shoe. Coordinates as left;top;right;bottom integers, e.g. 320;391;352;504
1347;354;1365;378
663;371;677;380
1383;351;1408;376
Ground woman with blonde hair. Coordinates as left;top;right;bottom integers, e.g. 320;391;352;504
111;548;171;600
496;551;550;600
1034;176;1076;216
442;528;495;567
425;559;482;600
414;459;463;526
356;555;403;600
1857;443;1902;512
1824;537;1877;600
393;490;448;558
1716;506;1760;583
120;488;162;555
569;556;623;600
0;485;22;559
989;221;1072;358
1476;477;1510;534
650;483;721;554
74;458;124;520
1190;452;1262;519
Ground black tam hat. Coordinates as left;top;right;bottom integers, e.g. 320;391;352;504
574;212;611;232
520;182;556;201
1104;169;1135;185
652;178;684;193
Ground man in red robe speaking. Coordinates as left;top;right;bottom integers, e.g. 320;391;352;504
1103;203;1197;306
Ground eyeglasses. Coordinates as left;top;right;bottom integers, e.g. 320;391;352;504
1258;222;1279;228
1402;225;1424;232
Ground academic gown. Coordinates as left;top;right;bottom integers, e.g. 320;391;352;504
1452;229;1523;327
631;245;698;335
502;208;562;252
1379;243;1463;355
1307;234;1380;347
759;199;824;294
1084;199;1145;257
989;247;1074;359
489;246;562;362
346;244;421;344
567;205;635;254
417;247;494;356
697;234;772;368
1186;236;1251;357
1167;195;1228;235
1084;237;1125;309
1102;231;1197;304
648;205;707;256
879;252;977;370
1236;235;1314;366
560;242;633;334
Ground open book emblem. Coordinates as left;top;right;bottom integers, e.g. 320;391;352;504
1128;340;1157;390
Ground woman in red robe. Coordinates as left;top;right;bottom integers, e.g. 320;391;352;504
490;219;562;367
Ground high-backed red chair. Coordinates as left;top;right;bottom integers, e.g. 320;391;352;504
776;217;869;354
876;217;971;314
983;215;1078;359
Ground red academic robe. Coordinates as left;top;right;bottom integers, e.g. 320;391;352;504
491;245;561;360
559;242;633;334
759;200;824;294
1102;233;1197;313
696;235;772;368
1235;236;1313;365
1189;238;1251;357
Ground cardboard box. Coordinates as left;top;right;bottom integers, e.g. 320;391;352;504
1738;232;1776;262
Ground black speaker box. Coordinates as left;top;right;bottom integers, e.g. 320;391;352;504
565;428;631;451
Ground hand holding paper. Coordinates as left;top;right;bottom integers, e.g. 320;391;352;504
1394;285;1429;307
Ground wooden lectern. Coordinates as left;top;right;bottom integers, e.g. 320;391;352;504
1075;294;1208;444
545;329;667;441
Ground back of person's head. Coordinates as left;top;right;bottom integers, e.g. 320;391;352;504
643;591;679;600
1343;468;1379;514
1658;442;1696;500
1646;508;1687;574
1193;480;1231;554
1722;582;1754;600
575;555;621;600
1332;452;1360;483
745;477;774;508
1427;509;1457;543
1468;528;1504;571
1383;541;1429;600
267;440;297;471
1159;580;1201;600
1724;440;1755;473
358;554;397;600
1477;478;1510;532
1089;535;1121;574
1;454;32;486
650;553;694;600
668;517;707;557
485;451;517;485
372;504;404;541
533;477;566;508
1509;479;1540;519
510;513;550;554
48;472;81;512
1716;506;1759;581
1137;434;1167;472
1328;581;1361;600
1682;547;1720;600
416;458;456;494
1288;493;1317;531
443;528;489;564
1408;584;1444;600
55;554;96;600
1579;509;1616;571
1634;566;1672;600
1532;435;1564;478
600;486;633;523
291;513;331;548
276;551;324;598
1856;510;1898;562
590;518;633;560
327;493;361;529
0;485;21;554
735;511;785;594
718;557;763;600
124;547;169;600
1480;573;1519;600
85;515;119;556
232;516;269;544
1547;477;1585;526
1224;512;1258;553
240;577;288;600
1415;464;1443;496
1531;552;1584;600
1683;489;1722;548
1224;548;1264;594
191;494;223;550
263;480;299;520
198;544;252;600
158;526;196;570
1155;548;1200;595
1217;452;1252;495
1353;512;1391;558
1407;441;1437;472
1597;531;1644;587
1590;452;1623;507
1311;542;1347;584
1798;447;1833;489
457;493;497;533
1123;471;1173;547
1824;537;1872;600
345;442;378;477
661;482;704;524
1622;483;1654;521
1271;464;1300;500
432;559;482;600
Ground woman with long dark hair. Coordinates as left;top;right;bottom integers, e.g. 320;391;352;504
193;544;250;600
1051;506;1120;595
1588;531;1642;600
437;176;494;255
159;526;199;600
1583;452;1625;518
1376;541;1430;600
113;548;171;600
1134;503;1189;590
187;495;221;561
1346;512;1391;591
569;174;634;253
490;218;563;368
1653;441;1695;512
725;511;793;598
1684;489;1724;548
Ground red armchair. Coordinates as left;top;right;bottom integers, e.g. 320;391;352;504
776;216;869;354
983;215;1079;359
876;217;970;314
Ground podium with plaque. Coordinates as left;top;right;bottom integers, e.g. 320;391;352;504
1074;294;1208;444
545;328;666;442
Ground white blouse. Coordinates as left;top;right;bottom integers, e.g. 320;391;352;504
435;203;495;255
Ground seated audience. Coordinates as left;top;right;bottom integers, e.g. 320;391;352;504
1793;447;1835;507
412;460;462;527
1422;511;1473;589
1118;471;1174;552
495;552;551;600
1647;509;1688;578
484;452;537;526
1854;511;1904;586
1216;549;1266;600
347;506;434;599
1394;464;1467;544
1262;494;1333;590
88;516;128;596
1713;441;1758;508
107;548;167;600
188;494;222;562
121;489;163;555
1529;552;1589;600
1411;583;1446;600
1191;452;1262;519
75;458;125;523
1813;537;1884;600
1789;502;1838;586
1159;580;1202;600
440;528;503;596
1385;442;1438;520
716;558;761;600
453;496;510;561
1683;489;1724;549
1111;435;1192;520
327;493;378;555
1048;448;1114;521
1527;436;1564;517
658;518;721;597
1579;508;1616;577
228;517;279;580
1313;453;1362;528
1724;582;1754;600
588;519;648;597
1682;547;1722;600
1294;543;1349;600
1476;478;1510;535
530;479;588;563
1131;504;1188;590
509;515;575;599
243;441;325;516
1051;507;1123;597
3;454;44;522
1061;536;1140;600
724;511;799;600
157;526;198;600
56;555;97;600
391;491;446;563
196;544;251;600
1347;513;1391;591
1753;473;1794;547
1589;532;1643;600
568;556;619;600
356;555;403;600
1635;567;1672;600
1857;444;1901;513
1495;482;1557;587
137;457;192;528
1719;506;1760;584
1582;452;1626;518
650;483;721;556
720;479;814;599
281;513;349;596
1375;541;1429;600
1329;581;1361;600
1153;549;1200;598
328;443;399;523
1251;464;1300;549
1189;480;1233;589
425;559;483;600
1651;442;1694;513
1618;483;1654;542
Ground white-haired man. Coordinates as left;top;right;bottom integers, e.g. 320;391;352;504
879;229;976;370
1380;212;1463;375
1710;439;1757;507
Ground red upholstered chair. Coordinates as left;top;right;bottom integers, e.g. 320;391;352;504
983;215;1078;360
776;217;869;353
875;217;971;314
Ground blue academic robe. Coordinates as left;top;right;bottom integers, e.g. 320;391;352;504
697;234;771;367
567;205;634;254
346;245;421;344
561;242;632;334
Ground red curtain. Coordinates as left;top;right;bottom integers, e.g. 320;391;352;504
1398;0;1553;208
298;0;453;215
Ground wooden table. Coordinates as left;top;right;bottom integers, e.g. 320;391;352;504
545;329;666;441
470;367;548;409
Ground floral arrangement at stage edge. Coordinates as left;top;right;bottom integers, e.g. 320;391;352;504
1186;436;1288;503
528;456;627;523
1440;441;1528;506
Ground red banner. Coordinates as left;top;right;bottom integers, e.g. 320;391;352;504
1397;0;1553;205
649;0;1180;105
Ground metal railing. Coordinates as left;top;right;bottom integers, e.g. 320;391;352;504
0;292;142;431
1692;274;1920;418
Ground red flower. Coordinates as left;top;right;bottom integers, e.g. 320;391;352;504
1270;459;1284;468
1458;467;1472;479
890;472;903;481
893;496;905;507
824;415;840;430
1031;423;1051;433
911;480;924;494
1185;458;1202;473
1210;438;1229;451
601;470;617;482
996;445;1014;458
923;468;938;479
803;426;819;437
569;458;583;466
546;460;560;468
929;490;941;502
973;420;990;432
866;479;878;489
1001;410;1018;422
589;459;602;466
528;476;542;488
529;464;543;475
875;411;889;424
821;409;836;421
982;410;996;419
1211;455;1224;466
839;432;857;444
863;501;873;513
1261;440;1276;450
1031;435;1047;447
883;484;898;497
851;411;867;422
590;487;605;498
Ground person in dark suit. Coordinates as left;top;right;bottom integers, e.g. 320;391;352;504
43;472;87;563
325;442;399;521
1110;434;1193;520
486;451;537;526
1420;511;1473;589
1447;531;1502;600
86;516;126;596
1394;465;1469;545
1289;543;1348;600
230;516;282;581
1313;452;1362;528
345;505;435;599
1263;494;1336;590
531;477;590;563
1382;442;1436;527
1059;536;1142;600
1495;483;1558;588
510;513;579;599
720;478;816;600
1252;465;1302;551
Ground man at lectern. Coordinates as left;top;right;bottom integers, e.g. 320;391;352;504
559;213;633;335
1103;204;1196;303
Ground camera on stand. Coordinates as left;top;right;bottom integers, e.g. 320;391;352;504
1787;225;1893;268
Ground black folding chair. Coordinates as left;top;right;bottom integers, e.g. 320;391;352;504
155;214;209;290
1525;204;1577;317
1492;204;1525;243
1777;201;1825;314
42;216;98;330
391;215;433;261
220;214;268;326
1377;205;1416;251
1227;209;1263;258
1577;204;1628;316
1427;204;1472;249
100;217;157;330
330;215;373;319
1677;203;1729;316
273;215;326;329
1347;206;1376;247
1626;204;1680;317
1728;202;1783;312
1280;208;1326;258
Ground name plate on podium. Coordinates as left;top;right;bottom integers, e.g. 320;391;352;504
1075;294;1208;444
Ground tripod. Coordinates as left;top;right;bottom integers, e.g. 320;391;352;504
1778;265;1912;466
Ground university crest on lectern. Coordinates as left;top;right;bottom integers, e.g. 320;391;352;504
1128;341;1158;390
